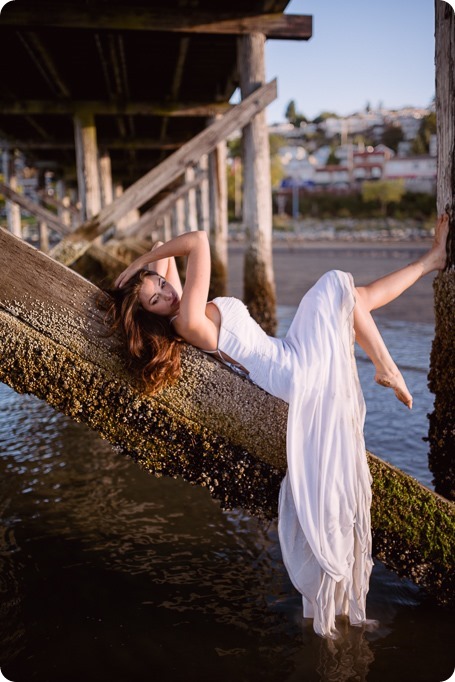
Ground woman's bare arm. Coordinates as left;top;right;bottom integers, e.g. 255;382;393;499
146;241;183;297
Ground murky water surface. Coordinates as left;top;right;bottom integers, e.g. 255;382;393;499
0;313;453;682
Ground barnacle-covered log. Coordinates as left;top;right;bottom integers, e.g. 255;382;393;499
429;1;455;500
0;228;454;605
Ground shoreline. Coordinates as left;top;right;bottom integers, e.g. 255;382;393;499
228;240;436;324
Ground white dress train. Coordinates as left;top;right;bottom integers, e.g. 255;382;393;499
210;270;373;638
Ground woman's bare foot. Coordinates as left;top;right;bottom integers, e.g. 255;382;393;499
375;370;413;409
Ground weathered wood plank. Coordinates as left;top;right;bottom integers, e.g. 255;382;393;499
0;227;454;605
0;182;71;236
2;137;189;151
1;5;313;40
0;100;232;117
49;79;277;266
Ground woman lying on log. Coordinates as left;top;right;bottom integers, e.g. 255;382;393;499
108;214;449;639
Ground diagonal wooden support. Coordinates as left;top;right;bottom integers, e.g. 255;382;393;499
49;79;277;267
0;228;454;605
0;182;71;236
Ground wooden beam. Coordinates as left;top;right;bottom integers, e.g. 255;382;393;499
0;227;453;605
0;183;71;236
0;137;191;151
0;99;232;117
1;5;313;40
49;79;277;266
19;30;71;98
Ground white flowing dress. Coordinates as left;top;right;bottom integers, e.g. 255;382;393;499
210;270;373;638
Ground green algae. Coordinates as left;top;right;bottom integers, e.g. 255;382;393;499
428;271;455;500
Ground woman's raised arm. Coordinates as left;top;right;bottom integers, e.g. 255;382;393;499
145;241;183;298
114;231;209;291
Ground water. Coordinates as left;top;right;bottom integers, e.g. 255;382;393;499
0;313;453;682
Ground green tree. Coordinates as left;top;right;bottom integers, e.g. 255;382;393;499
381;124;404;152
361;179;405;215
227;136;242;159
269;133;287;156
313;111;339;124
284;101;308;127
285;100;297;125
326;148;340;165
269;134;285;188
412;112;437;155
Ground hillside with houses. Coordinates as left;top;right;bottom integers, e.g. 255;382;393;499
271;102;436;195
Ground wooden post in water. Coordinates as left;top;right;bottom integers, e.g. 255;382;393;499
238;34;277;334
99;151;114;208
428;1;455;501
39;220;49;253
2;149;22;238
162;213;172;242
171;193;186;238
208;125;228;298
55;180;72;229
184;166;198;231
195;155;210;233
73;111;102;220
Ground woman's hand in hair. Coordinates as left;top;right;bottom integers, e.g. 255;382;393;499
115;255;149;289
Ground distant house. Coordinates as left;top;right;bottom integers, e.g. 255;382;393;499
314;146;394;190
352;146;394;183
314;165;350;189
384;155;436;193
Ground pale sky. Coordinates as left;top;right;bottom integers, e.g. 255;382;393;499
264;0;436;123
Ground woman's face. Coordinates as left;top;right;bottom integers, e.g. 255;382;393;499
139;274;180;317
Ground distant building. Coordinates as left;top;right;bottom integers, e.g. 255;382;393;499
351;146;394;184
313;146;394;190
314;165;350;189
384;155;436;193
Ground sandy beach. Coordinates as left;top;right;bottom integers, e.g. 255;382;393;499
228;240;436;324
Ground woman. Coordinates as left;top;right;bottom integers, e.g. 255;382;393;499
110;214;449;638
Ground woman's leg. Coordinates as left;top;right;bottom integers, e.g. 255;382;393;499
352;214;449;409
353;298;413;408
356;214;448;312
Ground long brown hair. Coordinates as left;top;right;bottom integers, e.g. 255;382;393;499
104;269;182;394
